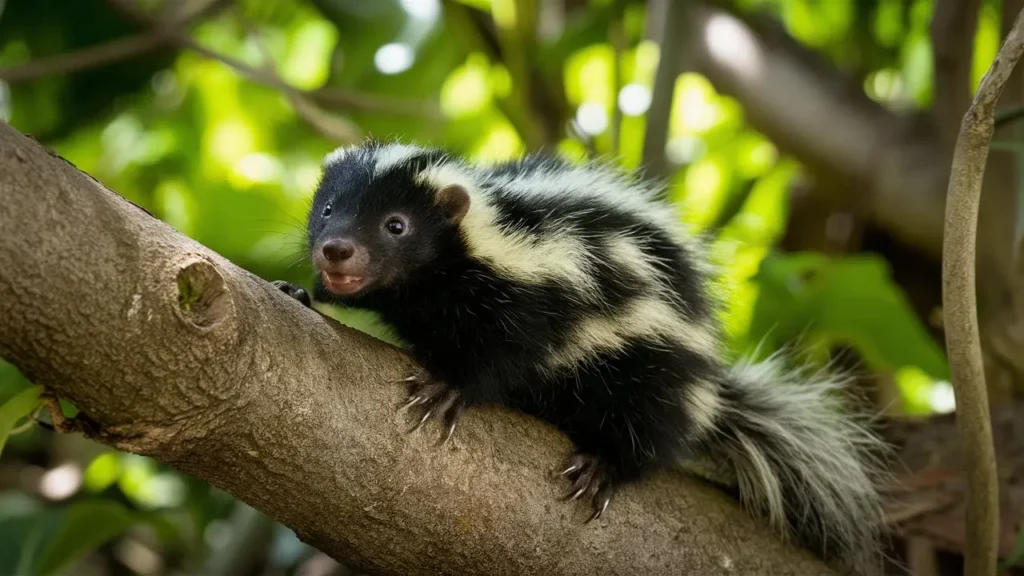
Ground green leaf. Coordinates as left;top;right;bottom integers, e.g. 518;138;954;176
1001;527;1024;568
0;508;63;575
0;385;44;457
0;361;34;404
747;253;949;379
35;500;138;576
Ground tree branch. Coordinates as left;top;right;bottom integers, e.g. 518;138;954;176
237;15;362;143
686;5;947;260
941;7;1024;575
641;0;690;181
608;15;626;155
0;0;226;84
0;120;837;574
0;34;171;83
0;6;437;120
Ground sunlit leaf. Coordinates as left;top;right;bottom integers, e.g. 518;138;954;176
84;453;124;493
972;3;1000;93
281;18;338;89
674;154;731;229
873;0;905;48
747;253;949;378
556;138;589;163
732;132;778;179
894;366;938;414
564;44;615;107
320;306;406;347
0;362;34;405
469;119;523;161
0;385;44;458
441;53;494;118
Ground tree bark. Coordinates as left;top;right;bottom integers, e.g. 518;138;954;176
0;121;837;574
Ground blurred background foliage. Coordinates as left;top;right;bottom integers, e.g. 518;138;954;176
0;0;1010;573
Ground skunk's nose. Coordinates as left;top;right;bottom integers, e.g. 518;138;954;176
322;239;355;262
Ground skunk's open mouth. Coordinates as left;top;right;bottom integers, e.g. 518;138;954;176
321;271;368;295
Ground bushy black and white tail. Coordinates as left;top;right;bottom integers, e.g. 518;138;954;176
699;354;888;574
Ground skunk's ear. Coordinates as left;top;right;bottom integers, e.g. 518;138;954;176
436;185;471;225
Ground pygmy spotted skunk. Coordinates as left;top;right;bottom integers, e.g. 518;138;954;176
274;141;887;574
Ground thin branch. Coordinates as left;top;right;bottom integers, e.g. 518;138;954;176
0;0;223;84
0;34;170;83
994;104;1024;127
440;0;565;148
941;7;1024;576
0;2;438;120
0;0;210;84
172;31;437;118
608;15;626;155
641;0;690;182
105;0;230;25
239;17;361;143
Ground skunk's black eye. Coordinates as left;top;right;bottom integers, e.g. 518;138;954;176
322;204;332;218
385;216;407;235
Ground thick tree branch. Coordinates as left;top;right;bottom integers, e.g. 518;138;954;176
686;5;947;260
0;120;836;575
941;7;1024;575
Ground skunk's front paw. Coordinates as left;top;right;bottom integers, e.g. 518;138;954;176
559;453;615;522
398;376;466;446
272;280;312;308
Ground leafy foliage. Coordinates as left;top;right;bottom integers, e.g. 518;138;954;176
0;0;971;572
746;252;948;379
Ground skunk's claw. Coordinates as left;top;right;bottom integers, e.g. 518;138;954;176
559;453;615;523
399;379;465;445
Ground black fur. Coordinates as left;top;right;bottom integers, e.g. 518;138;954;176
305;148;720;502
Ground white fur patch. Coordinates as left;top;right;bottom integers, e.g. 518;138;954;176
323;146;350;166
487;160;683;236
372;143;426;176
545;297;719;371
487;159;707;274
606;234;678;302
685;380;722;434
607;235;655;278
417;164;598;291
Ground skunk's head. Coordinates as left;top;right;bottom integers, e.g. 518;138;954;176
307;142;471;300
